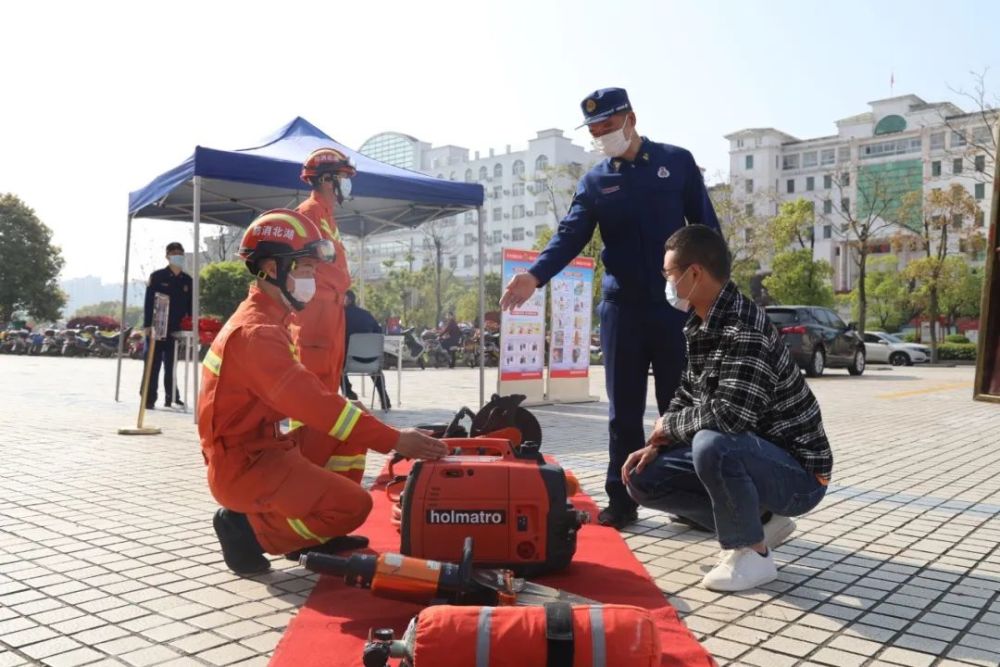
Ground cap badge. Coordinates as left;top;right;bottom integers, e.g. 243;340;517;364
585;99;597;113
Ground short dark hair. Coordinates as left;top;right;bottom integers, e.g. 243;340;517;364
345;290;357;304
664;225;731;282
166;242;184;254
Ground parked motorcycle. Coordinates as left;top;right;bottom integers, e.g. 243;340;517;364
40;329;61;356
383;327;425;369
461;328;500;367
90;326;132;358
421;329;453;368
61;329;91;357
128;330;146;359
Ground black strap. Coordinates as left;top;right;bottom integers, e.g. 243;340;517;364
545;602;574;667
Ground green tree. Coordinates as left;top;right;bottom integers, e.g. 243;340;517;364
0;194;66;324
200;261;253;320
763;250;834;307
845;255;919;332
709;183;764;297
898;184;984;361
764;200;834;308
454;273;501;322
73;300;144;328
938;257;984;334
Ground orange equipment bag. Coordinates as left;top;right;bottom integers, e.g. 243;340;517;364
375;602;661;667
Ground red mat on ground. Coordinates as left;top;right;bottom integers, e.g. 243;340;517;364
271;465;715;667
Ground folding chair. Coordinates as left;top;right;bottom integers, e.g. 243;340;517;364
343;333;389;410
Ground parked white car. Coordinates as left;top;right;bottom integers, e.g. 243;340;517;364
862;331;931;366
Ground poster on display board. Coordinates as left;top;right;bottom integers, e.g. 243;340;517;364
547;256;598;403
498;248;546;404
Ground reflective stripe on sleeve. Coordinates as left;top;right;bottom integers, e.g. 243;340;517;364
203;349;223;376
287;518;326;543
328;403;363;441
325;454;367;472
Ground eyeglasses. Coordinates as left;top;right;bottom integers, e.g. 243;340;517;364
319;175;339;183
661;264;690;280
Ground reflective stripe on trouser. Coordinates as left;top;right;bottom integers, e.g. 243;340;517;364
212;445;374;555
296;426;368;484
475;607;493;667
589;605;606;667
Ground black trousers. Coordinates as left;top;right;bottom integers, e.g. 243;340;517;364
341;372;391;409
141;335;179;406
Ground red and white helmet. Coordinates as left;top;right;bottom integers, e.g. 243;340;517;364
238;209;334;309
300;147;357;185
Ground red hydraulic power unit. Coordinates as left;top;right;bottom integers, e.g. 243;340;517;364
398;438;588;576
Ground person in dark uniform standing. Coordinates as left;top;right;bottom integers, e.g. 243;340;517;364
341;290;391;410
142;241;193;409
500;88;721;529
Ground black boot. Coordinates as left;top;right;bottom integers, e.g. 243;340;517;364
285;534;370;561
213;509;271;575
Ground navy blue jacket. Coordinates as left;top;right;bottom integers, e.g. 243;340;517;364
530;138;720;305
345;303;382;340
143;267;193;333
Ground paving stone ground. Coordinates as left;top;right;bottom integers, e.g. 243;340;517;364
1;354;999;666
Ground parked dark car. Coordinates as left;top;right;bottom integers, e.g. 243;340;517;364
765;306;866;377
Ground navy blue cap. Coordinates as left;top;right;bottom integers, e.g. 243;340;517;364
578;88;632;128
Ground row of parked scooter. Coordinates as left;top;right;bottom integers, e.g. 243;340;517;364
386;326;501;369
0;327;145;358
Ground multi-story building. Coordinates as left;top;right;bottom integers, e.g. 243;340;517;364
351;129;598;280
726;94;996;291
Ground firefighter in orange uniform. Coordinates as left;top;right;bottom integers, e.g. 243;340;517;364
199;209;446;575
293;148;371;481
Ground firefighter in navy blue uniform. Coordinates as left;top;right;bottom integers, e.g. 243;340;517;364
142;242;193;409
500;88;721;529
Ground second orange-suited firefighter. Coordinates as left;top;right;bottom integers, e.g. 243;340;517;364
294;147;372;482
198;209;446;575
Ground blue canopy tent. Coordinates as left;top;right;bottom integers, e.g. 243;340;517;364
118;117;486;414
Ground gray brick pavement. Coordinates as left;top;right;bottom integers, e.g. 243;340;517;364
1;356;999;665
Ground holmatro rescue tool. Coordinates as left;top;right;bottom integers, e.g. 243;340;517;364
299;537;595;608
390;395;588;576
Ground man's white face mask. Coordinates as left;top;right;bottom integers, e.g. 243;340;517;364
290;276;317;304
592;117;633;158
665;266;699;312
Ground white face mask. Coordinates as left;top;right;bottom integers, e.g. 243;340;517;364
290;276;317;304
591;118;633;158
665;267;698;312
168;254;185;269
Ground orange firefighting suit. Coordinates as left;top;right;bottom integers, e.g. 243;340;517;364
198;285;398;555
293;193;369;481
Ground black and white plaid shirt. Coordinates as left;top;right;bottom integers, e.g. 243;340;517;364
665;281;833;483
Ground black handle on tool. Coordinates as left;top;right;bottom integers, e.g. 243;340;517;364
545;601;575;667
299;552;376;588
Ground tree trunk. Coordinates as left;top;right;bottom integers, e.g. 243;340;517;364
434;241;443;326
929;286;940;363
857;247;868;336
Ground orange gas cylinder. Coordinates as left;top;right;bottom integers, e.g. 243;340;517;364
407;603;661;667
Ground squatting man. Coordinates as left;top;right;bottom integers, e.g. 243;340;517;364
623;224;832;592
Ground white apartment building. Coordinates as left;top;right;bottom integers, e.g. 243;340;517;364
726;94;996;292
350;129;599;280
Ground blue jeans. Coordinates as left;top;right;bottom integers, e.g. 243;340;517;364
625;430;827;549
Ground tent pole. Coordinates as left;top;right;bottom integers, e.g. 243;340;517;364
477;206;485;409
192;176;202;423
359;218;366;306
114;213;134;402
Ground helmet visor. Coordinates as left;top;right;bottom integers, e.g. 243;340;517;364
307;239;336;263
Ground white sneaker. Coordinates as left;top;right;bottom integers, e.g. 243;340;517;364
762;515;796;550
702;548;777;592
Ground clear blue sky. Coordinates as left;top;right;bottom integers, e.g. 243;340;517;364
3;0;998;283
